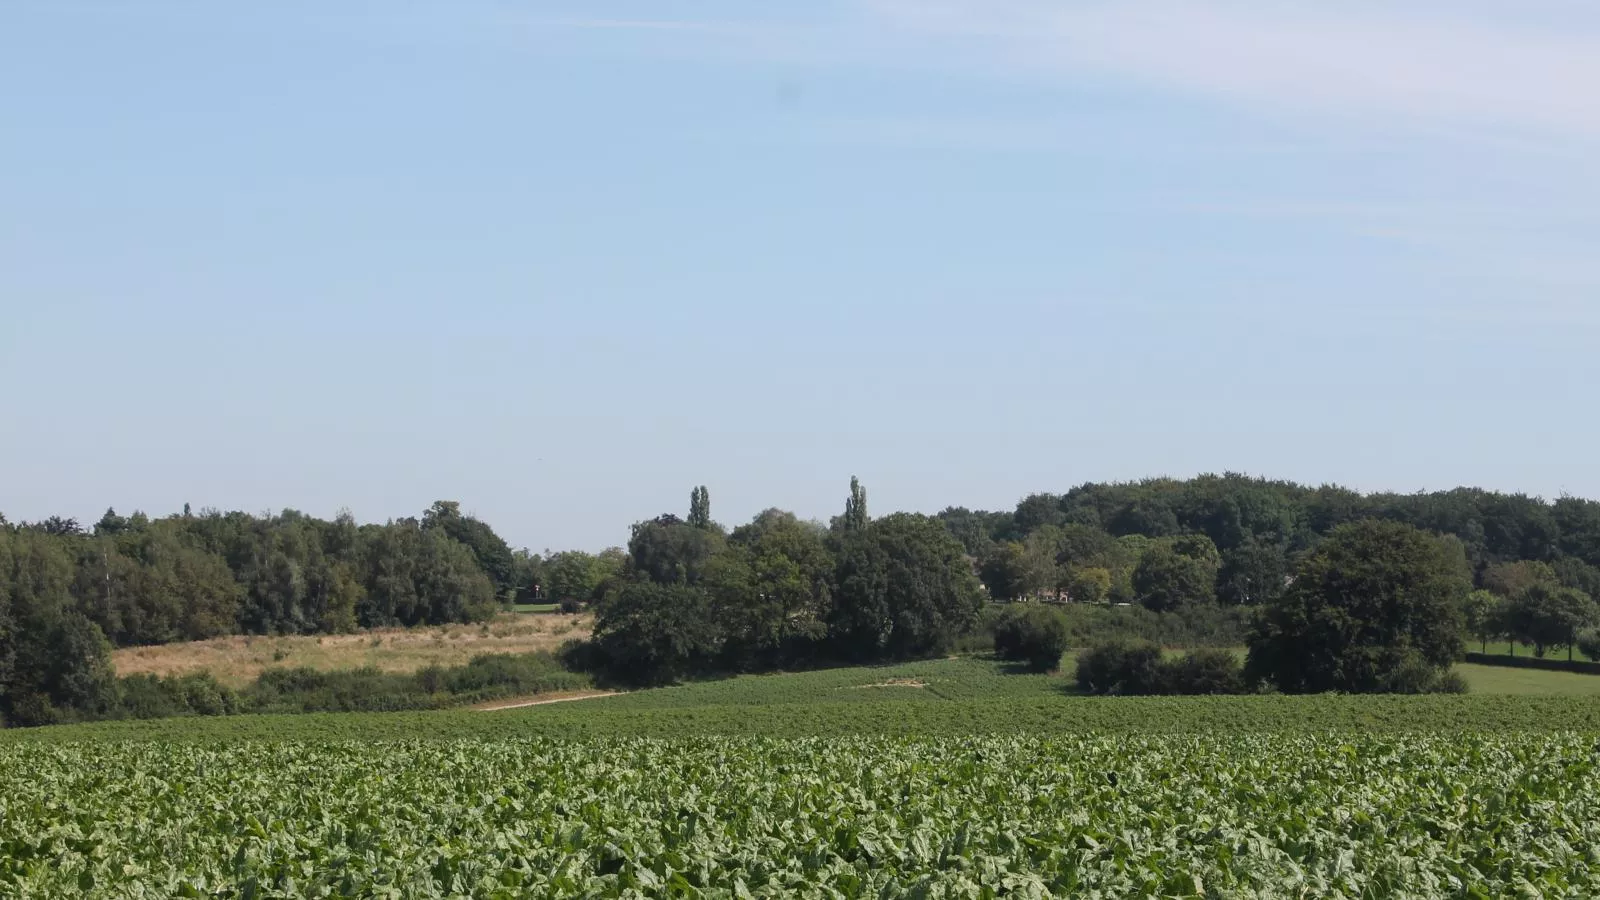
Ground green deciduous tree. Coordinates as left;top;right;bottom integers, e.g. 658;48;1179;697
627;515;725;586
1481;560;1559;599
717;510;832;668
1504;584;1598;659
1459;589;1505;654
828;513;983;660
1246;519;1468;694
1132;543;1218;612
0;530;118;725
1065;567;1112;605
542;551;609;607
423;501;516;601
688;486;712;530
591;581;720;685
842;477;869;532
978;542;1028;602
1053;524;1119;571
1217;537;1289;606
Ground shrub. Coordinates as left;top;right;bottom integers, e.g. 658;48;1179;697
117;675;182;719
1077;643;1250;695
559;598;583;614
1076;641;1165;695
1578;629;1600;662
163;673;239;716
415;665;447;695
993;606;1070;672
441;652;584;699
1377;650;1469;695
1159;648;1246;695
557;638;603;674
7;693;59;728
950;604;1006;655
247;667;428;714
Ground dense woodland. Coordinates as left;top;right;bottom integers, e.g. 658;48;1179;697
4;474;1600;723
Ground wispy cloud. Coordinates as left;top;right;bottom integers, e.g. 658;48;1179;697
867;0;1600;142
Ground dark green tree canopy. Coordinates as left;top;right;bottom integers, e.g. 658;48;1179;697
1131;542;1218;613
422;501;516;600
591;581;720;685
627;514;725;586
841;477;869;532
713;510;833;668
828;513;983;661
1217;536;1290;606
1246;519;1469;694
688;486;712;530
1504;584;1598;658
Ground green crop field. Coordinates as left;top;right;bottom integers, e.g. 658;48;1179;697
10;656;1600;745
7;656;1600;896
5;734;1599;897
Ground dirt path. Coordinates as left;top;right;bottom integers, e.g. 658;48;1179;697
473;690;622;711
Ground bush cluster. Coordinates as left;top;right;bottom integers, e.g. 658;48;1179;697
1579;629;1600;662
248;651;587;714
1074;642;1247;695
992;606;1071;672
117;673;241;719
84;651;589;723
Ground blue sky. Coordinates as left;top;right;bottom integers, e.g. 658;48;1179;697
4;0;1599;552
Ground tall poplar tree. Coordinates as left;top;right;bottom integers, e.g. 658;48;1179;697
844;477;869;531
689;486;711;529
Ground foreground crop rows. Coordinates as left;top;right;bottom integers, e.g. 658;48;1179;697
4;734;1598;898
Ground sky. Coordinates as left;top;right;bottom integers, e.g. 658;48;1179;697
4;0;1599;552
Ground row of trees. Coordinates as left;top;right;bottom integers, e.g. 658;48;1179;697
0;501;521;724
1460;563;1600;659
8;473;1600;719
960;475;1600;617
944;474;1600;566
1037;518;1571;695
587;479;986;683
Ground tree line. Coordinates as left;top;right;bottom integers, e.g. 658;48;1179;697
7;472;1600;721
0;501;528;724
953;475;1600;608
582;478;985;683
947;474;1600;661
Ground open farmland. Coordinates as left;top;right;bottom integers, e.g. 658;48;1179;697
13;657;1600;744
7;658;1600;896
4;734;1599;897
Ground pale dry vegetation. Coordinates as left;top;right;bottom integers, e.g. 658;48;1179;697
112;613;593;687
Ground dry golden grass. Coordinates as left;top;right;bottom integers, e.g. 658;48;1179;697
111;613;593;688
